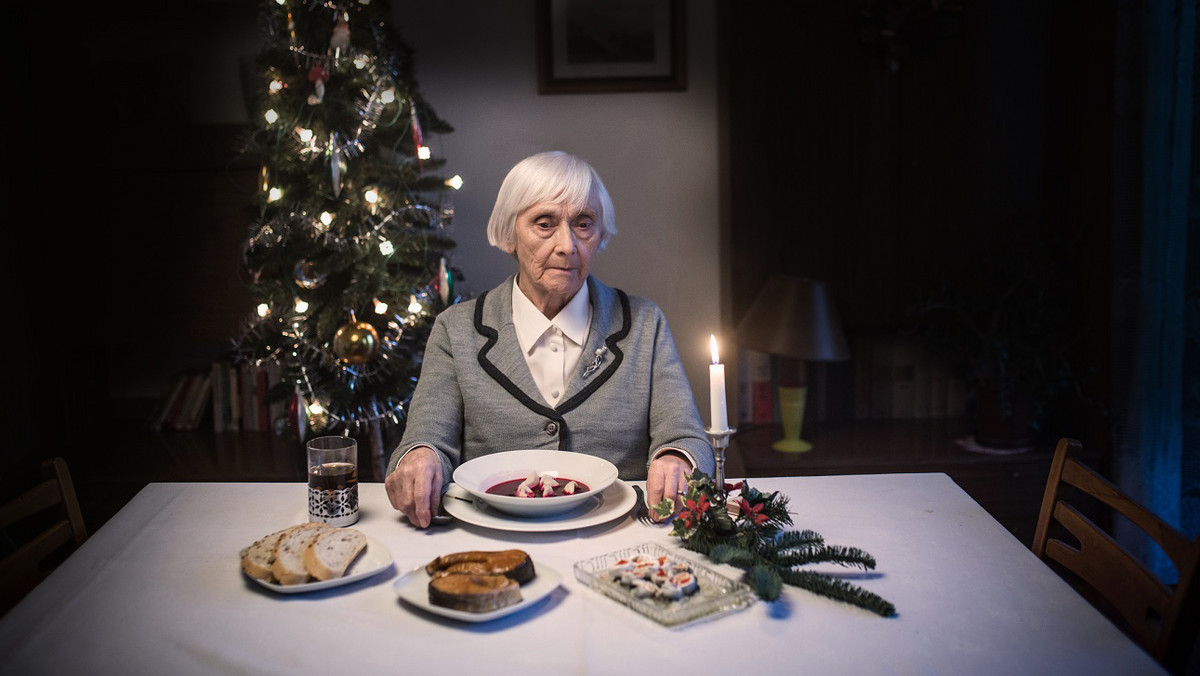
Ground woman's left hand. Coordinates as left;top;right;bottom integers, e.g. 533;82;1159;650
645;452;692;522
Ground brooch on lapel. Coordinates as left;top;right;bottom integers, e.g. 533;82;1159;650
582;346;608;379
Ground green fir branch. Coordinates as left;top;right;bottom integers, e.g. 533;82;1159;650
667;476;897;617
781;570;897;618
707;543;758;568
809;545;878;570
747;564;784;601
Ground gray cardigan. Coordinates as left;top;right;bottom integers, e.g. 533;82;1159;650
386;275;714;487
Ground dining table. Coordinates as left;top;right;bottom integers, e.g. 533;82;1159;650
0;472;1166;675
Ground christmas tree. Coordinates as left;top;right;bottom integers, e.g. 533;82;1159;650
235;0;461;472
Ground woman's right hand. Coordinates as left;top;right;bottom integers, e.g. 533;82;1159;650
384;445;443;528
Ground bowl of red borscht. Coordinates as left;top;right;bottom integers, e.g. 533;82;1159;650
452;450;619;517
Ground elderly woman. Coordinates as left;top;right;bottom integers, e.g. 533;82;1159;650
385;151;713;528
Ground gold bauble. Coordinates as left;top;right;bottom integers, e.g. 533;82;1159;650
332;320;380;364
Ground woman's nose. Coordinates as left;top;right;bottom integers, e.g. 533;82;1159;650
552;222;576;253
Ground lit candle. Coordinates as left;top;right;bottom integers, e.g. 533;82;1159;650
709;335;728;431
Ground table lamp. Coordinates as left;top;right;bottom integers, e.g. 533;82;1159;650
735;275;850;452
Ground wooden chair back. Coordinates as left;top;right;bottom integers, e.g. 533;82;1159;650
1032;438;1200;673
0;457;88;614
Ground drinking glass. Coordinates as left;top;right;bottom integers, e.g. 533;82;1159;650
307;436;359;526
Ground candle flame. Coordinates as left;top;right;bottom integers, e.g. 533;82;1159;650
710;334;720;364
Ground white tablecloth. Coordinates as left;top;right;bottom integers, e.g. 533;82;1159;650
0;474;1164;675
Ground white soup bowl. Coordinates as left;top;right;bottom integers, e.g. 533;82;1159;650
452;449;619;517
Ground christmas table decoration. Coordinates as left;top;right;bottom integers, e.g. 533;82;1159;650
653;471;897;617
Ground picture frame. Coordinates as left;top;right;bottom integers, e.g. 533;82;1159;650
536;0;687;94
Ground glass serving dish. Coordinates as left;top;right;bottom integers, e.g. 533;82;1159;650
573;542;757;628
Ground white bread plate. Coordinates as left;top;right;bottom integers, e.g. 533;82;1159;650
393;561;562;622
452;450;619;517
245;535;393;594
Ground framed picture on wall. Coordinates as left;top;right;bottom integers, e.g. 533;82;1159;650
536;0;687;94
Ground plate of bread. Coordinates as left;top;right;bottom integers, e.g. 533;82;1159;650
393;549;561;622
240;522;393;593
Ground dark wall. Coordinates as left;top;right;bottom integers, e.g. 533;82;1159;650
9;2;258;499
8;0;1120;502
726;0;1115;434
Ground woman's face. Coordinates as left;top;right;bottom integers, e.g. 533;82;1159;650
513;200;602;315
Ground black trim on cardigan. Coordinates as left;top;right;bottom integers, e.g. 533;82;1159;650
473;289;562;423
472;286;632;450
556;289;629;415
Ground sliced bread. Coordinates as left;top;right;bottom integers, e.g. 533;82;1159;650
271;522;333;585
304;528;368;581
241;522;326;581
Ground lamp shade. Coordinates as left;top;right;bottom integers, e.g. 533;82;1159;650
735;276;850;361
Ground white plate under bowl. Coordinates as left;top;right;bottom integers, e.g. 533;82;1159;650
442;480;636;533
452;450;619;517
246;535;393;594
394;561;562;623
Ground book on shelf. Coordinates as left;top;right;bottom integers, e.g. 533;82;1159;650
155;358;299;433
175;373;212;431
737;350;754;425
737;348;775;425
211;360;241;432
239;361;258;431
228;361;241;432
930;354;950;419
265;361;286;433
851;333;970;421
852;334;873;420
869;337;894;419
217;360;288;433
148;369;213;432
946;363;967;418
149;372;190;431
913;345;933;419
890;339;917;419
256;366;271;432
168;374;199;430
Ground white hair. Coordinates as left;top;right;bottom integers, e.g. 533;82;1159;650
486;151;617;254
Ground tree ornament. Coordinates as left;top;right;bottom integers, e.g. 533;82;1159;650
410;97;424;167
329;132;347;197
273;413;291;437
333;313;380;364
307;64;330;105
437;257;451;305
293;259;327;289
329;18;351;57
308;407;332;434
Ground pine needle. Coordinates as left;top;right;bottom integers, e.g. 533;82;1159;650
782;570;897;617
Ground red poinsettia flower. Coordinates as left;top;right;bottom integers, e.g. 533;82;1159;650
739;498;770;526
685;493;711;516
